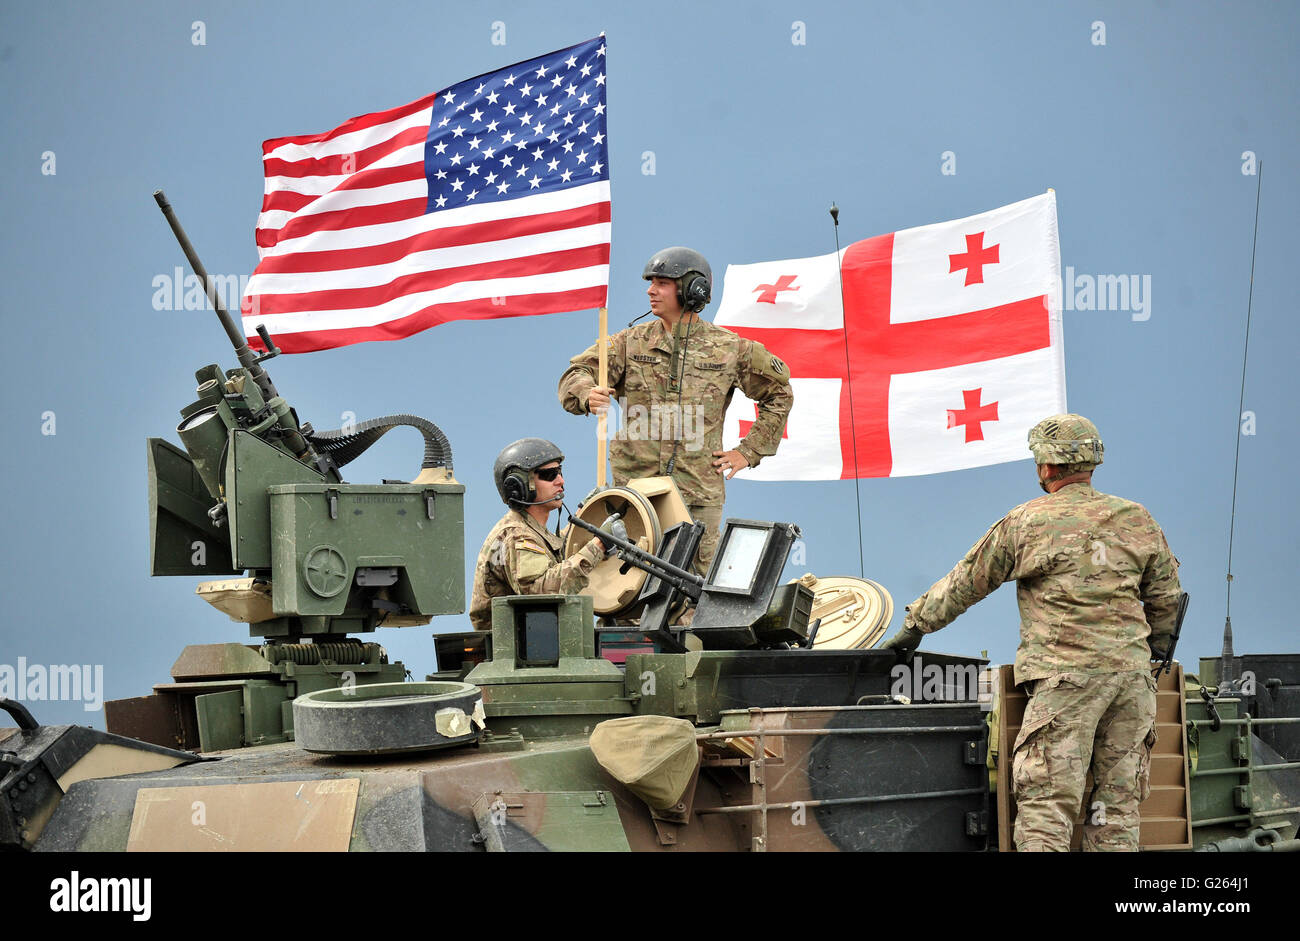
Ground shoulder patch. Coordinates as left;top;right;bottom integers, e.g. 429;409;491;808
514;542;551;581
749;343;789;380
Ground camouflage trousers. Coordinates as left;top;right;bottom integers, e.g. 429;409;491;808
1012;671;1158;852
687;504;722;576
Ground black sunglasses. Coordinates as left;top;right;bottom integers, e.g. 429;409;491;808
534;465;562;482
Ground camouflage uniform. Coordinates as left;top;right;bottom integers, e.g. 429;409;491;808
902;482;1181;851
558;318;792;569
469;509;605;631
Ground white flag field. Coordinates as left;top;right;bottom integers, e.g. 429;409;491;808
717;192;1066;479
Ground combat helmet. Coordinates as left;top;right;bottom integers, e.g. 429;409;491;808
643;246;712;313
1027;414;1104;468
493;437;564;507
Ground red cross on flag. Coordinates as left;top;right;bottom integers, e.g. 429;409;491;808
716;192;1065;479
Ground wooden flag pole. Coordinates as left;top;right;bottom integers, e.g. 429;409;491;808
596;306;609;487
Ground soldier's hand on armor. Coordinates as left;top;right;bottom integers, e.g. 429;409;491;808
587;386;614;414
1148;637;1170;661
578;485;603;509
712;449;750;479
599;513;627;558
881;624;925;654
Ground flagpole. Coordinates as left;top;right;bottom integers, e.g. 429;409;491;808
597;306;609;487
830;203;865;580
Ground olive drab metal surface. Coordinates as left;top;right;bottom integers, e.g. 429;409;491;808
268;481;465;620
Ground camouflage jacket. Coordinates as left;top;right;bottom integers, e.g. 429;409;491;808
557;317;793;506
468;509;604;631
903;482;1182;685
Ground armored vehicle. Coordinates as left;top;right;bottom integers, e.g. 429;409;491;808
3;196;1298;854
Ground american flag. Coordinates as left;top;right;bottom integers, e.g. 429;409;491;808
242;36;611;353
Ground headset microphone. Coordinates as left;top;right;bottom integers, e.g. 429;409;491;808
627;310;652;328
509;485;566;507
515;494;564;506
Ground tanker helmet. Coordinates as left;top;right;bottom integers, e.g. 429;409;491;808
1027;414;1104;469
642;246;712;313
493;437;565;507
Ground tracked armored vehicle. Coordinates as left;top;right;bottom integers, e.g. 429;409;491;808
2;195;1297;854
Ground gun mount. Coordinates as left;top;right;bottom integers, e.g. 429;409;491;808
568;513;813;651
113;193;466;753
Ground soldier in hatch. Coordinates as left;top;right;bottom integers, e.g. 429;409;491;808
558;246;793;573
882;414;1182;852
468;438;625;631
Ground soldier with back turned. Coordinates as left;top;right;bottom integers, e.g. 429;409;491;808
882;414;1182;852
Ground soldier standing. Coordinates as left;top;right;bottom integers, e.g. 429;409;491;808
469;438;624;631
558;247;793;573
882;415;1182;851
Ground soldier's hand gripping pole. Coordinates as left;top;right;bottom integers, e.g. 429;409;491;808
567;514;705;602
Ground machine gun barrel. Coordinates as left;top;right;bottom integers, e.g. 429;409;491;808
153;189;279;402
154;190;336;477
568;514;705;601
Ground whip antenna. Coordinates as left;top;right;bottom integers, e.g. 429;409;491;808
830;203;865;579
1222;160;1264;688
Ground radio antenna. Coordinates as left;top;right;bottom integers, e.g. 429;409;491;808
830;203;865;579
1221;160;1264;688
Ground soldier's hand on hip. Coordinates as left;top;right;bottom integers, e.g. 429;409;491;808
587;386;613;413
712;449;749;479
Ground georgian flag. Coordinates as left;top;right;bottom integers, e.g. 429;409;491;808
717;192;1066;479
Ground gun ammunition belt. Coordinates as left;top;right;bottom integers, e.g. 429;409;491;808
306;414;453;471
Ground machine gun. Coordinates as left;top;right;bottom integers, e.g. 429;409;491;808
568;515;705;600
117;193;467;752
568;513;812;651
154;191;337;486
149;189;464;638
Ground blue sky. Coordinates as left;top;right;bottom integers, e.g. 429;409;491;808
2;1;1296;727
